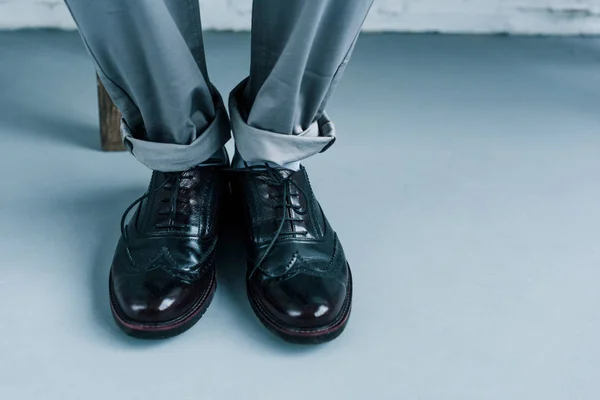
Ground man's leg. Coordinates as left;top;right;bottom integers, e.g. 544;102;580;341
230;0;373;168
230;0;373;343
66;0;229;338
65;0;229;172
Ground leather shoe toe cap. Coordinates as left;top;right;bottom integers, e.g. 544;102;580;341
254;273;349;330
111;269;213;324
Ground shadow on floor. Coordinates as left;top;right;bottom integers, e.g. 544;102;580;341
0;94;101;151
0;30;101;151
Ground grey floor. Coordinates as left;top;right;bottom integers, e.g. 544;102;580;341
1;30;600;400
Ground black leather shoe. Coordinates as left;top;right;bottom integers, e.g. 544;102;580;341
109;164;227;339
230;164;352;344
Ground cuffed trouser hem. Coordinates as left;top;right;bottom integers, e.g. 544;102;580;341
229;79;336;166
121;89;231;172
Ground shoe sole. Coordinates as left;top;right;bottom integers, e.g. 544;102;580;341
247;265;353;345
109;267;217;340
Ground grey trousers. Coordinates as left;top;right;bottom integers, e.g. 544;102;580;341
65;0;373;172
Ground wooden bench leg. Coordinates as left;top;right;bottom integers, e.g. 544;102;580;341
97;76;125;151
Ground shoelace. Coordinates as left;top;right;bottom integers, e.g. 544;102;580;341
120;172;189;267
231;163;309;277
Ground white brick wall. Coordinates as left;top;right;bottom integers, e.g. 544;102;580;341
0;0;599;35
